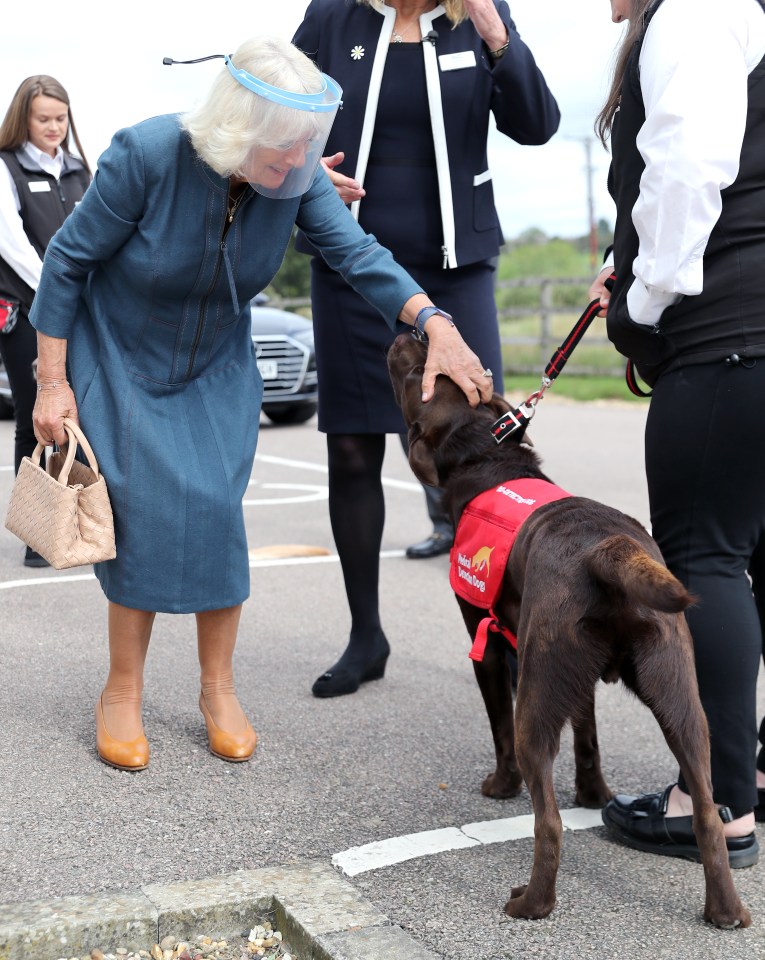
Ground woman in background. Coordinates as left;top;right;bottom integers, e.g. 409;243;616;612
0;75;91;567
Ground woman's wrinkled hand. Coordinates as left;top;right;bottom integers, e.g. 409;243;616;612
590;264;614;318
463;0;509;51
321;152;366;204
420;316;494;408
33;382;79;447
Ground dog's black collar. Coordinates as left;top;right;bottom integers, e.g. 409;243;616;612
491;400;536;444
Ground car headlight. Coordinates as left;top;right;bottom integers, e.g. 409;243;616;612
290;328;314;349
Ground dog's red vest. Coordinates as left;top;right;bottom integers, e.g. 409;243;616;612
449;478;572;662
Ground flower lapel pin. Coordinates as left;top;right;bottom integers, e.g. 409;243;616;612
351;45;365;60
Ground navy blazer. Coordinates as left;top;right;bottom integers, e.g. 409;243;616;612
293;0;560;268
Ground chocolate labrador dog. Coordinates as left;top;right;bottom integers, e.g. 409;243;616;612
387;332;750;929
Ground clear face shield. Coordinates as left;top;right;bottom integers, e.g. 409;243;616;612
163;51;343;200
223;57;343;200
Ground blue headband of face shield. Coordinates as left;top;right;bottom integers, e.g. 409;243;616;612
223;56;342;112
163;52;342;112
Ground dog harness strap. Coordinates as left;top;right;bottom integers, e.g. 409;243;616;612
469;618;492;662
469;615;517;662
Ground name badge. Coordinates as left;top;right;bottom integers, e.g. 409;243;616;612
439;51;476;72
28;181;51;193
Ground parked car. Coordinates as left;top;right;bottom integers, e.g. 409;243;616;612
0;355;12;419
0;296;319;426
252;294;318;426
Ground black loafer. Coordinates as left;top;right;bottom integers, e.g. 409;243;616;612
24;547;49;568
756;787;765;823
405;532;453;560
602;784;759;869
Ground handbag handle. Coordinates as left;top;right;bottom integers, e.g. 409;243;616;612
31;417;102;486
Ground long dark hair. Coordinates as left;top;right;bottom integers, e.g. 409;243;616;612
0;75;91;173
595;0;657;146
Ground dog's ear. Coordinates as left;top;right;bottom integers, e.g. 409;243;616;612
485;393;511;419
407;424;439;487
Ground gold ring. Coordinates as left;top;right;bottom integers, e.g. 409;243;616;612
482;368;493;378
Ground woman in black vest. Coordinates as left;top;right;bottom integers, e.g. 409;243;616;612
0;75;91;566
593;0;765;868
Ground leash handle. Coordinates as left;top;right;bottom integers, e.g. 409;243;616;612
603;272;654;398
625;359;653;397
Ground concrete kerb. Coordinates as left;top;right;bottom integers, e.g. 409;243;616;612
0;861;440;960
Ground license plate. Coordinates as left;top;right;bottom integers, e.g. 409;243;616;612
257;359;279;380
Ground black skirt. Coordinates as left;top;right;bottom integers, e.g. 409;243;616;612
310;257;503;434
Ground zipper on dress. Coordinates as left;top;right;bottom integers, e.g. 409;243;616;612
185;240;225;381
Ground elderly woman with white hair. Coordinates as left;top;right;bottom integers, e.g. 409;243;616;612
30;34;493;772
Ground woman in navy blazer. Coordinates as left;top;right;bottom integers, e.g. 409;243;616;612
293;0;560;698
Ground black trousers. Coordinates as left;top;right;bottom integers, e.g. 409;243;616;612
0;311;38;474
645;359;765;817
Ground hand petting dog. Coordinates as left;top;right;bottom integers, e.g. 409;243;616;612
398;296;494;406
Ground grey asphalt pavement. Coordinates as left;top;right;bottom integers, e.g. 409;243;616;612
1;398;764;960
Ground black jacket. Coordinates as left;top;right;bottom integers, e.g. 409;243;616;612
292;0;559;268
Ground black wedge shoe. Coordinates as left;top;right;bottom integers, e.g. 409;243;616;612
311;654;389;698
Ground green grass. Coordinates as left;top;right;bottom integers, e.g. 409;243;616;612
503;374;649;404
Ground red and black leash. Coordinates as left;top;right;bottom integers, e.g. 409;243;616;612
491;292;606;444
490;272;654;444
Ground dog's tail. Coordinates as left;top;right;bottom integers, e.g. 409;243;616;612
586;534;694;613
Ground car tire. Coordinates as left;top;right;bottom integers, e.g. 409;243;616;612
263;402;317;426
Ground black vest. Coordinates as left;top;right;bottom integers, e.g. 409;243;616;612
0;148;91;310
607;0;765;386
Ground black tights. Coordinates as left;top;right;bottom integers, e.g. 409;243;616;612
0;312;39;474
326;433;390;663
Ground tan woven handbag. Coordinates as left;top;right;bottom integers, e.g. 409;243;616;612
4;417;116;569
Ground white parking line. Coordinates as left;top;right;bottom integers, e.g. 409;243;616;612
243;481;329;505
0;550;408;588
0;571;96;590
256;453;421;492
332;807;604;877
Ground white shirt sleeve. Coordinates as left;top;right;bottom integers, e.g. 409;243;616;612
627;0;765;326
0;157;44;291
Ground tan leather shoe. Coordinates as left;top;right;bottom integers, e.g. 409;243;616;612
199;691;257;762
95;696;149;771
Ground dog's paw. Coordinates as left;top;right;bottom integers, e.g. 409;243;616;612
504;886;556;920
482;771;524;799
704;900;752;930
574;781;613;808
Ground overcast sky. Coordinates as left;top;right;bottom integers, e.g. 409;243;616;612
2;0;624;240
